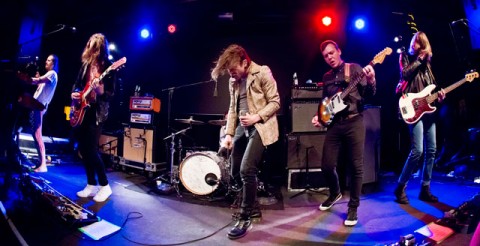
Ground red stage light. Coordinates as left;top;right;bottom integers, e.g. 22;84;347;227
322;16;332;26
167;24;176;34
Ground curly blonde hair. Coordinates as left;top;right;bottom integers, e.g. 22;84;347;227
211;44;251;81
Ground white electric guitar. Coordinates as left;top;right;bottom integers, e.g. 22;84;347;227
318;47;392;126
399;71;478;124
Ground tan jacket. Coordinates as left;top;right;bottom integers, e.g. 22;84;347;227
225;62;280;146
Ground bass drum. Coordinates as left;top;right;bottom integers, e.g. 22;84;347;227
179;151;229;195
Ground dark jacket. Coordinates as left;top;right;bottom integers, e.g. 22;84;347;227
72;61;115;125
400;51;436;94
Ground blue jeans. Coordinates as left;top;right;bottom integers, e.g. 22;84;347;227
230;125;265;215
398;114;436;186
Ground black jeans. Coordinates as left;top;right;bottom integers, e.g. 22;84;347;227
74;108;108;186
230;125;265;216
322;115;365;208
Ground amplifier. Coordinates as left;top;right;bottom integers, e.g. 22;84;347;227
129;96;161;112
130;112;154;125
291;87;323;100
291;101;327;133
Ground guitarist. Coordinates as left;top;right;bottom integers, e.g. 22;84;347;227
311;40;376;227
71;33;116;203
394;31;445;205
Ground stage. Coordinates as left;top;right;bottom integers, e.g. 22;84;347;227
0;154;477;246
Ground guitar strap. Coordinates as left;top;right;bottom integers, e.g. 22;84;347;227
344;63;351;83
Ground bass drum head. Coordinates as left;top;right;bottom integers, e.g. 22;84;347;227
179;151;223;195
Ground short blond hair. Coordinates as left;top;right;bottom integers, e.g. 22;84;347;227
211;44;251;81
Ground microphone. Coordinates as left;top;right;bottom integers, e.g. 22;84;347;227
391;12;404;15
451;19;466;24
213;80;218;97
57;24;77;32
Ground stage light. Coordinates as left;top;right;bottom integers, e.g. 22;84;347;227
140;29;151;39
108;43;116;51
108;54;114;61
394;36;402;43
322;16;332;26
354;18;365;30
396;47;405;54
167;24;176;34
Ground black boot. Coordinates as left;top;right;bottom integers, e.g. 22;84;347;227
419;184;438;202
394;183;409;204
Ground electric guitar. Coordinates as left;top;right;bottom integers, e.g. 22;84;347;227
399;71;478;124
70;57;126;127
318;47;392;126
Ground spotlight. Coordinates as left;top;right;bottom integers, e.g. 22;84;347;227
108;43;116;51
394;36;402;43
354;18;365;30
140;29;151;39
167;24;176;34
322;16;332;27
396;47;405;54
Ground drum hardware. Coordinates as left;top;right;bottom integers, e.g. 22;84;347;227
175;116;205;125
158;126;192;196
208;119;227;126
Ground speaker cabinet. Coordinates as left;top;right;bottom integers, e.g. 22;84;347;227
363;106;381;184
99;134;118;156
287;133;325;169
123;127;155;163
291;101;327;133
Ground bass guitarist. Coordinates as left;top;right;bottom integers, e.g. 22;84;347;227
394;31;445;204
311;40;376;226
71;33;116;203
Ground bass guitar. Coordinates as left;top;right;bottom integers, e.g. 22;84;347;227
399;71;478;124
70;57;126;127
318;47;392;126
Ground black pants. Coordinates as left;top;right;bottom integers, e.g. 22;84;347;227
322;115;365;208
74;108;108;186
230;125;265;215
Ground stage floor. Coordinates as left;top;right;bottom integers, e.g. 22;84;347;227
0;155;477;246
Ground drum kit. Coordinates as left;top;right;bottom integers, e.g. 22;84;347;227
158;116;230;197
158;116;278;206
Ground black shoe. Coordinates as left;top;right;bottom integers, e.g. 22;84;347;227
344;207;358;226
394;183;409;204
419;185;438;202
319;193;342;211
232;209;262;222
227;219;252;239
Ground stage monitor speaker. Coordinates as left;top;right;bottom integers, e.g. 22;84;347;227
287;133;325;169
123;127;155;163
291;101;327;133
287;168;327;192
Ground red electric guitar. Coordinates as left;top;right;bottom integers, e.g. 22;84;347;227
70;57;126;127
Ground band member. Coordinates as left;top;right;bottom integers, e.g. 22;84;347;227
311;40;376;226
211;44;280;239
72;33;116;202
394;31;445;204
18;54;59;172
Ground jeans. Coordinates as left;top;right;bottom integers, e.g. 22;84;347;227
74;108;109;186
398;113;436;186
322;115;365;209
230;125;265;215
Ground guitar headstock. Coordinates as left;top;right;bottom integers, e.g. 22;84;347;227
465;71;479;82
372;47;393;65
110;57;127;71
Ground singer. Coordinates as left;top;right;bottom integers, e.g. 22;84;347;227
211;44;280;240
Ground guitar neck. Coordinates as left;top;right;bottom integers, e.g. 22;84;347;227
340;61;372;99
426;77;467;103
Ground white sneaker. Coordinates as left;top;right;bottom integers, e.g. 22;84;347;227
77;185;99;198
93;184;112;202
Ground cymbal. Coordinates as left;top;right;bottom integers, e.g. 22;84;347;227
208;119;227;126
175;118;205;125
18;93;45;111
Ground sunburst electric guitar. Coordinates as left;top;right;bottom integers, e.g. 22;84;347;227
318;47;392;126
70;57;126;127
399;71;478;124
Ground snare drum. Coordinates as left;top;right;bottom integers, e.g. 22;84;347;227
179;151;229;195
